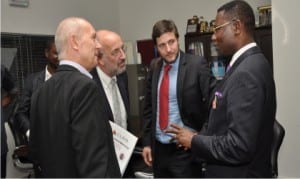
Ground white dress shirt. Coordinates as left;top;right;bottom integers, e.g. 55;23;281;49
96;66;127;129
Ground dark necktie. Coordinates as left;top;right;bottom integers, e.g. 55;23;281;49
159;64;171;130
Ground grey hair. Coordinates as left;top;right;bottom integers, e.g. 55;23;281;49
54;17;86;60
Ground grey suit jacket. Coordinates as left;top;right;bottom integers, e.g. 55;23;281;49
29;65;121;178
192;46;276;177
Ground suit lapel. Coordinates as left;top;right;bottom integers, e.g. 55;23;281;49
117;73;129;115
177;51;186;110
34;71;46;90
90;68;115;122
152;58;162;115
208;46;262;108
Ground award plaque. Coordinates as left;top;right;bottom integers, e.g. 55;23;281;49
186;15;199;33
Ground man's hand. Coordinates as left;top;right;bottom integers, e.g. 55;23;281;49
165;123;197;150
142;146;152;167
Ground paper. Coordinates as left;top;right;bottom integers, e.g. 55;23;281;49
109;121;138;176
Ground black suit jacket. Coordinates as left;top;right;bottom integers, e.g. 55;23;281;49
15;70;45;134
142;51;215;149
90;68;131;131
192;46;276;177
29;65;121;178
1;65;18;155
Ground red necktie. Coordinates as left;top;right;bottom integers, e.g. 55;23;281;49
159;64;171;130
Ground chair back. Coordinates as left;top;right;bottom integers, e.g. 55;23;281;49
6;98;34;176
271;120;285;178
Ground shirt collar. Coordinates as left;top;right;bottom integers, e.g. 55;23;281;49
96;66;116;88
229;42;257;67
45;65;52;81
59;60;93;79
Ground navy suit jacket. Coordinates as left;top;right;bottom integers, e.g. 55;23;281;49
192;46;276;177
90;68;130;131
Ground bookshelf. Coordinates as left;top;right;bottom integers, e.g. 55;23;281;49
185;25;273;78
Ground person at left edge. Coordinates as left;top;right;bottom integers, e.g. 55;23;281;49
28;17;121;178
1;65;18;178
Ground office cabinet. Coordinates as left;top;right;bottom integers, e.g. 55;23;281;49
254;26;273;70
126;64;147;138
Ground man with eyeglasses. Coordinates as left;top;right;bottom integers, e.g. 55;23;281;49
90;30;135;177
166;0;276;177
141;19;215;177
91;29;129;131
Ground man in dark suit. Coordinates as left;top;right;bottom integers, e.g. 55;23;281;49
15;39;58;138
141;19;215;177
29;17;121;178
167;1;276;177
90;30;134;177
90;30;129;130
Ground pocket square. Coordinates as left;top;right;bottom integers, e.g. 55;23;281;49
214;91;223;98
212;91;223;109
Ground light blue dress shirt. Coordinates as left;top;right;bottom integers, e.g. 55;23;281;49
59;60;93;79
155;53;187;144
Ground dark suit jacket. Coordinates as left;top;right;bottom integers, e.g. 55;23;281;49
29;65;121;178
192;46;276;177
142;51;215;151
90;68;131;131
1;65;18;155
15;70;45;134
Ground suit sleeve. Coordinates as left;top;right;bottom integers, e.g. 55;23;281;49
70;79;121;177
15;74;33;134
192;71;265;164
142;59;156;147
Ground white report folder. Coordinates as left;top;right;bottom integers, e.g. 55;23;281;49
109;121;138;176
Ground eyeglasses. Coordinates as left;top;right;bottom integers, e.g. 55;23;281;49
111;45;127;58
213;19;237;33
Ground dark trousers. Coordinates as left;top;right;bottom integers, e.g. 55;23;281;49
153;140;203;178
1;153;7;178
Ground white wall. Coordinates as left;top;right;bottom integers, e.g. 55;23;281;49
1;0;120;35
2;0;300;177
272;0;300;177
